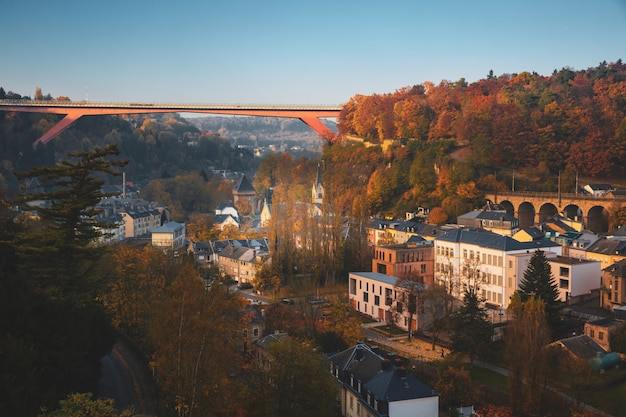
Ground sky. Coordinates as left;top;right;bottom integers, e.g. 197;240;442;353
1;0;625;106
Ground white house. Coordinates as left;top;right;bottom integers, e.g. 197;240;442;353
549;256;601;303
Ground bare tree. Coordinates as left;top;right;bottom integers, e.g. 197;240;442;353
421;282;456;350
505;293;550;417
395;273;426;341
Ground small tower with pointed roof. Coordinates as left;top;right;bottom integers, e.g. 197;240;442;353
233;174;256;212
311;163;324;205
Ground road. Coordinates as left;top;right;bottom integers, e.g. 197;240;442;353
98;339;158;416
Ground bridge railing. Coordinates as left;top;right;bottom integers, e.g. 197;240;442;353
488;191;626;201
0;99;342;111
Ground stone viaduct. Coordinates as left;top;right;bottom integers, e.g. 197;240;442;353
484;191;626;233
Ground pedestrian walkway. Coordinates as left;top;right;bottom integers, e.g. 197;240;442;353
361;322;449;361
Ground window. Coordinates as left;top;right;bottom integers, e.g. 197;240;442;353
560;279;569;289
463;249;468;259
374;295;380;306
559;267;569;277
420;264;426;273
508;260;513;268
363;292;369;302
590;329;595;338
599;331;604;340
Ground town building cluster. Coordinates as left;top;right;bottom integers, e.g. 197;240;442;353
89;172;626;417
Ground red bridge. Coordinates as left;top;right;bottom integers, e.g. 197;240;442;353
0;100;342;147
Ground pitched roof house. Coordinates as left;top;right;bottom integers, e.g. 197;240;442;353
329;343;438;417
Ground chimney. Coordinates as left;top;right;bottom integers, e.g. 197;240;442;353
355;347;364;360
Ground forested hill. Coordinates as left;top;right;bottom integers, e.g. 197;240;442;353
0;107;255;198
337;60;626;178
185;115;336;146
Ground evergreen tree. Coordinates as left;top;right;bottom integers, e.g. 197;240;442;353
518;250;561;332
14;145;127;303
0;145;126;415
449;289;492;365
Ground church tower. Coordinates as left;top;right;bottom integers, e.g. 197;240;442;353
311;163;324;205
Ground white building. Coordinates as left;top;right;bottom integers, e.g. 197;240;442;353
151;221;186;249
435;228;562;309
349;272;426;332
549;256;601;302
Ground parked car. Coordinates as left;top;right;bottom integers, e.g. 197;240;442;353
280;298;295;305
307;297;326;305
237;282;253;290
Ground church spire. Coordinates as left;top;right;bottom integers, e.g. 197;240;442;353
312;163;324;205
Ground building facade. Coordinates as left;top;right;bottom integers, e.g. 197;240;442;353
434;228;561;309
372;241;434;285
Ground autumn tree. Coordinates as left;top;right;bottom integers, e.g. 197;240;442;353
102;244;177;347
253;337;337;417
427;206;448;225
185;213;216;241
505;294;550;417
148;260;247;417
434;367;481;413
317;296;362;347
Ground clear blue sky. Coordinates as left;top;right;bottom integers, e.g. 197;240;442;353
1;0;625;105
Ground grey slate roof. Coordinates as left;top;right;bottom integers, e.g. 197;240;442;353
437;228;560;251
587;238;626;256
603;258;626;276
329;343;437;403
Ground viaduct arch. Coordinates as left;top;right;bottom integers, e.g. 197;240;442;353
485;191;626;233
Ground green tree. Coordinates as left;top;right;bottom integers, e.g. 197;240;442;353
449;289;492;365
14;145;127;302
517;250;561;332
